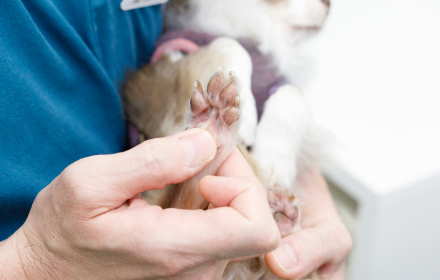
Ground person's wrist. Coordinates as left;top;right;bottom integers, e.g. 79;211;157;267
0;232;23;279
0;227;36;279
0;226;69;280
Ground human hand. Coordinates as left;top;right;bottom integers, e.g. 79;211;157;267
0;128;280;280
265;169;352;280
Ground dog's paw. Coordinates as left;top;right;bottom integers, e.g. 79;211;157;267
187;67;241;157
268;190;300;237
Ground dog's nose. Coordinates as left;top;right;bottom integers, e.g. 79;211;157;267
321;0;330;7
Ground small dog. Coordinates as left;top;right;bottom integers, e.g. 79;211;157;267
164;0;330;83
123;0;329;279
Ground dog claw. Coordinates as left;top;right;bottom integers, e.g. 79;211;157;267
289;193;296;202
193;80;203;93
234;96;240;107
229;71;236;81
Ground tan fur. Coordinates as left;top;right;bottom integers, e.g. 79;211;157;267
123;55;192;139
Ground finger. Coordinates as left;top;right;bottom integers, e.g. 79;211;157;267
199;148;270;221
199;176;251;208
98;145;279;266
135;199;280;261
129;151;280;260
176;149;278;259
61;128;217;203
199;176;266;222
215;147;255;177
264;220;352;279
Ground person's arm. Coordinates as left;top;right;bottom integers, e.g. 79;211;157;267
0;128;280;280
265;169;352;280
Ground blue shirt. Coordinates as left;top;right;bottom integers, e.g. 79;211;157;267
0;0;162;240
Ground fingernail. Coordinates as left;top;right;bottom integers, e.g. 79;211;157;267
179;129;217;167
272;242;298;271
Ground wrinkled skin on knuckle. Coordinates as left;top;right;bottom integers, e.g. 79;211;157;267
58;164;80;190
56;163;95;211
58;156;100;191
138;141;163;170
240;177;267;204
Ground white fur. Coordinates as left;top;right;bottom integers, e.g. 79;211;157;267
168;50;184;62
252;85;322;192
165;0;329;82
164;0;329;155
206;39;257;147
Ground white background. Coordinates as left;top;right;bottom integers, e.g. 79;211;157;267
296;0;440;279
300;0;440;194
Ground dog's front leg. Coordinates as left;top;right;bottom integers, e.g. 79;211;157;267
252;85;322;236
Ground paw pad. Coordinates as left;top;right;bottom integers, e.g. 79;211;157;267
187;68;241;132
268;190;300;237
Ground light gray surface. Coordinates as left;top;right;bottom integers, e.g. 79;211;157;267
298;0;440;279
328;180;357;277
300;0;440;194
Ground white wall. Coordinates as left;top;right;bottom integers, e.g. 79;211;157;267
298;0;440;279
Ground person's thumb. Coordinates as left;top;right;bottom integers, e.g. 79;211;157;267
265;221;351;279
265;230;321;279
59;128;217;205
